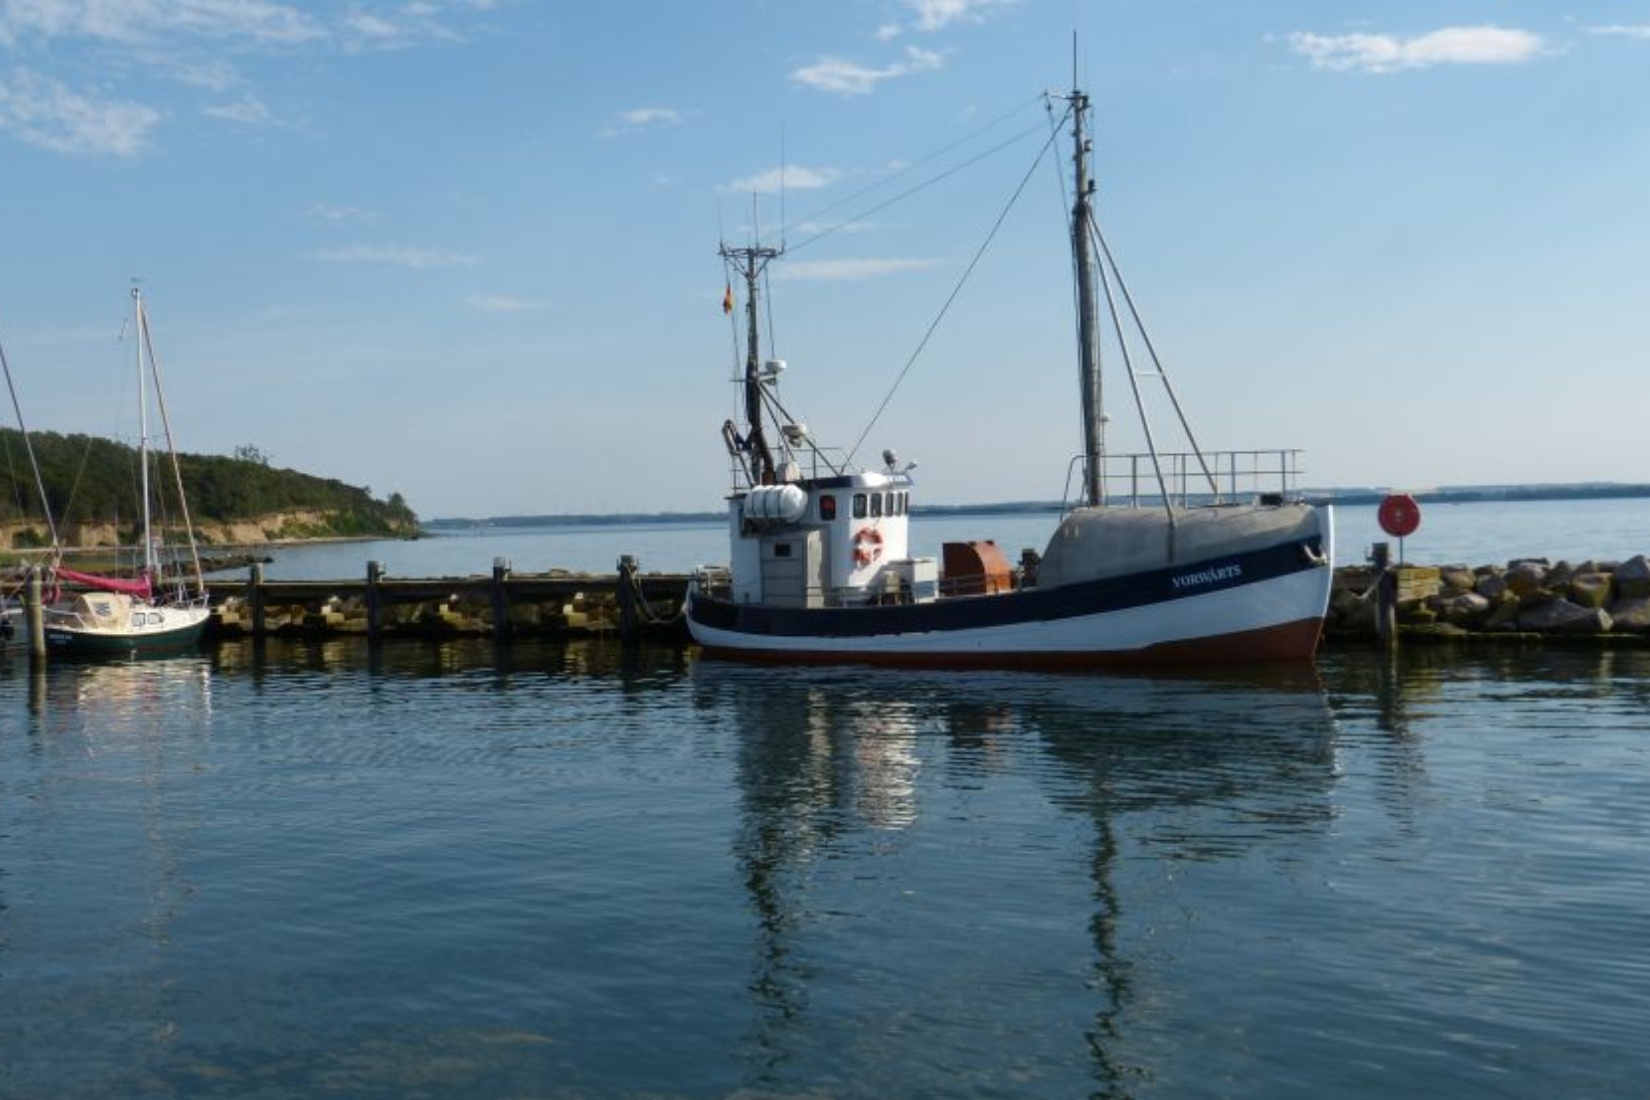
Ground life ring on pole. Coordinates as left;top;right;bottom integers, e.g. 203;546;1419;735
852;527;884;568
1378;493;1421;538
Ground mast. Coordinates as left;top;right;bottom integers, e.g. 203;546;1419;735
134;287;157;581
1068;89;1105;508
720;241;782;486
138;288;208;598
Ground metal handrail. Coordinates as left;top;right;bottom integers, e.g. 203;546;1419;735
1065;449;1306;511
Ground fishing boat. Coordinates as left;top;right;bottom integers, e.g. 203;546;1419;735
42;288;210;656
686;86;1335;667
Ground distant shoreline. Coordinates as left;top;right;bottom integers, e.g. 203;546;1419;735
423;483;1650;531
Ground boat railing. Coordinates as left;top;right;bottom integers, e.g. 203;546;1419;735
1066;449;1307;510
725;444;854;493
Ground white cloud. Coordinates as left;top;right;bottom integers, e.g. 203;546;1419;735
0;0;326;48
465;294;553;314
1589;24;1650;40
203;96;273;125
792;46;945;95
0;0;486;50
0;68;161;156
303;203;383;224
316;245;479;269
1288;26;1546;73
721;165;840;196
601;105;684;137
0;1;497;155
621;107;680;127
775;258;936;281
904;0;1016;33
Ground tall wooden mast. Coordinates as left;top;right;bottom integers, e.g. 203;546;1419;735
1067;88;1105;508
720;241;781;486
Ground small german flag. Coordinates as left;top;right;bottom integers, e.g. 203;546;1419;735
721;284;734;315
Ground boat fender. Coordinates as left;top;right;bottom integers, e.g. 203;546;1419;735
852;527;884;568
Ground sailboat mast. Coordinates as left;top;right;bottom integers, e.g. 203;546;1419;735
133;287;157;579
721;242;781;486
1069;89;1105;508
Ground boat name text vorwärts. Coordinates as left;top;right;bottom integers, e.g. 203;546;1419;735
1171;563;1243;590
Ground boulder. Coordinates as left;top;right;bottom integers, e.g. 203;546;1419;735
1475;571;1509;600
1519;598;1612;634
1440;565;1476;592
1609;595;1650;633
1569;572;1614;610
1615;555;1650;599
1505;560;1549;597
1483;596;1523;631
1435;591;1491;627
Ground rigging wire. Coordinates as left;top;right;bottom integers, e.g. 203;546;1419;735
1090;218;1217;495
788;92;1045;241
785;93;1042;252
788;116;1051;257
137;294;207;592
0;320;61;552
846;108;1071;467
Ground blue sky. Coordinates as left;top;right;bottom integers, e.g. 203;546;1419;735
1;1;1647;519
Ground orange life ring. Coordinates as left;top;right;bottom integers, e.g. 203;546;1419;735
852;527;884;568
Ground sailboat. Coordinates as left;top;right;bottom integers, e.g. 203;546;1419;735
42;288;210;656
685;87;1335;667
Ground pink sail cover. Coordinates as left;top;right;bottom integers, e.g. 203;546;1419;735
55;568;153;600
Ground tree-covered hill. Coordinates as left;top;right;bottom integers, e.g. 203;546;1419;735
0;428;418;541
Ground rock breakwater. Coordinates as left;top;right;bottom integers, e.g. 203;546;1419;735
1327;553;1650;640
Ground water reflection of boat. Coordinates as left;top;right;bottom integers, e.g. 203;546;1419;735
26;652;215;726
693;657;1337;1094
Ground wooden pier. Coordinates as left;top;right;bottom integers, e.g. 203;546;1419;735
205;557;689;644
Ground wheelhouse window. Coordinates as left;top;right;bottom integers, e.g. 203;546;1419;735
870;493;884;518
819;494;837;521
852;493;867;519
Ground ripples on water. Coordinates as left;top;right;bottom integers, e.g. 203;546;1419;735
2;642;1647;1098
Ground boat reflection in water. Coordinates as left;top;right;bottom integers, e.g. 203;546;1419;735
693;656;1337;1095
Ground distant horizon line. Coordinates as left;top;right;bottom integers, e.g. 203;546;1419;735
423;481;1650;528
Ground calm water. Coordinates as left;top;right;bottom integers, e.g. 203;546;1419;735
248;496;1650;581
3;637;1648;1098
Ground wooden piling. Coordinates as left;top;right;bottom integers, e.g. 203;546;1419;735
247;561;267;638
366;560;385;643
25;565;46;661
616;555;637;645
491;558;511;641
1371;541;1398;650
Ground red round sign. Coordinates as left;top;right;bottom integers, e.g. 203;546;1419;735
1378;492;1421;538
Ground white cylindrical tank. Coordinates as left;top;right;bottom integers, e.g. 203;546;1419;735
745;484;809;524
